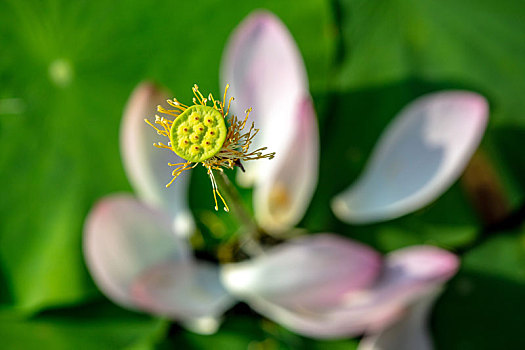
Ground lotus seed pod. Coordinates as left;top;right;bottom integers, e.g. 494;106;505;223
170;105;227;162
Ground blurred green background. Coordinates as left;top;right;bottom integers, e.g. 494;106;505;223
1;0;525;348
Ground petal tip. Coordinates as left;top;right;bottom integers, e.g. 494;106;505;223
388;245;460;282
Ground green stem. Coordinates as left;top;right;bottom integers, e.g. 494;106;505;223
215;170;264;256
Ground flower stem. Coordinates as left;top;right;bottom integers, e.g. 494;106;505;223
214;170;264;256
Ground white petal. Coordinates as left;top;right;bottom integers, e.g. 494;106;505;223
254;97;319;233
221;234;381;312
84;195;232;320
222;239;458;339
332;91;488;224
131;261;234;319
120;82;194;235
221;10;309;187
357;291;441;350
182;316;223;335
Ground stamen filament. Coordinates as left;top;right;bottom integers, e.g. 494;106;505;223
207;168;229;212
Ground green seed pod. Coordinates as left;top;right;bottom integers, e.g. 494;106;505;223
170;105;227;162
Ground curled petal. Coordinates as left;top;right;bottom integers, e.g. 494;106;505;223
332;91;488;224
221;234;382;312
223;237;458;339
221;10;309;186
254;97;319;233
84;195;232;320
121;82;194;235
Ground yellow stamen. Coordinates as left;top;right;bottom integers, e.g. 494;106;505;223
221;84;229;115
208;168;229;212
157;105;180;117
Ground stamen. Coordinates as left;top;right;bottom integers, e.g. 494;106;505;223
165;161;195;188
192;84;206;105
157;105;180;117
167;99;187;111
207;168;229;212
222;84;229;116
225;96;234;117
153;142;172;150
145;119;167;136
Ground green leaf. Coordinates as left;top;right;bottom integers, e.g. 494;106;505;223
336;0;525;127
433;232;525;349
0;302;167;350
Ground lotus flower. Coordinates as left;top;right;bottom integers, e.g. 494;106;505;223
83;9;487;349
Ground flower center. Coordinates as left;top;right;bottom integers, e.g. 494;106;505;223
170;105;227;162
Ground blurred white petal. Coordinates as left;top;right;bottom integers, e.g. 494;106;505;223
120;82;194;235
221;234;381;311
332;91;488;224
131;261;234;319
221;10;309;187
84;195;232;320
357;290;441;350
254;97;319;233
222;236;458;339
182;316;223;335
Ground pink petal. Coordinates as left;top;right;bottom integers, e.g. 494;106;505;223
120;82;194;235
332;91;488;224
221;10;309;187
222;237;458;339
221;234;382;312
357;291;441;350
84;195;232;320
254;97;319;233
